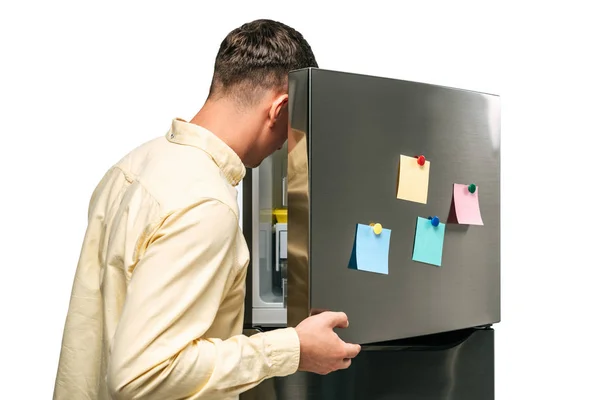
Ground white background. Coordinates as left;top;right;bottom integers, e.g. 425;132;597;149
1;1;598;398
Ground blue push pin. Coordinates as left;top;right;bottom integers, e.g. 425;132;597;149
428;216;440;227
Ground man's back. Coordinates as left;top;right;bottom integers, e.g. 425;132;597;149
54;119;254;399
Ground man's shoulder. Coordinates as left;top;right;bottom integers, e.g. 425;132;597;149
115;135;240;218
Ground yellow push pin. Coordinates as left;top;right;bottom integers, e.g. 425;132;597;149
370;222;383;235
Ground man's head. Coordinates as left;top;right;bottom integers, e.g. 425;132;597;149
203;19;318;167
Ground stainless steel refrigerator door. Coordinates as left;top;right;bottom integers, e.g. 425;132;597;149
287;68;501;345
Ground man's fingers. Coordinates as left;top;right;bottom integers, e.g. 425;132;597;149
344;343;361;359
339;358;352;370
326;311;349;328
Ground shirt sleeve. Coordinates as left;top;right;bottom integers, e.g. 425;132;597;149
107;198;300;400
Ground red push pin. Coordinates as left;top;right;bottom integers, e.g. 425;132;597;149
416;155;426;166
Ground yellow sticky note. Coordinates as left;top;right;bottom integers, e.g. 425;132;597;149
396;154;430;204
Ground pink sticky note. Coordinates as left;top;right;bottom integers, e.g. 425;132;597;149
448;183;484;225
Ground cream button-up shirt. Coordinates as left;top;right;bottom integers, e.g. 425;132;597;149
53;118;300;400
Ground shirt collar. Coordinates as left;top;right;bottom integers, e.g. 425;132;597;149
166;118;246;186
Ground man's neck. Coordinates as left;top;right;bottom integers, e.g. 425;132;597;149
189;98;259;165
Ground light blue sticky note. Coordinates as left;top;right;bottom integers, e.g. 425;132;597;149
348;223;392;275
412;217;445;267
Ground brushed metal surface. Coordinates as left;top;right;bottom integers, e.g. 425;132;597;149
288;68;501;344
287;68;311;328
241;328;494;400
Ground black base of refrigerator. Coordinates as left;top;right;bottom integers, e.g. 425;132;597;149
241;326;494;400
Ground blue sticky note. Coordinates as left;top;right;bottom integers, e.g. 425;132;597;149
348;224;392;275
412;217;445;267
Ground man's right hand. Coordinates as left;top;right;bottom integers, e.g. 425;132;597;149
294;311;361;375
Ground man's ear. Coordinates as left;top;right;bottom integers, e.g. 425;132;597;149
268;94;288;127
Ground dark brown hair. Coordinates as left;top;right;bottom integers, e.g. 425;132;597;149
208;19;318;103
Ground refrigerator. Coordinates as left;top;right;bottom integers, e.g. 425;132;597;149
239;68;501;399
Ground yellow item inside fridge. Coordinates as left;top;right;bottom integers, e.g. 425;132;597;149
272;208;288;223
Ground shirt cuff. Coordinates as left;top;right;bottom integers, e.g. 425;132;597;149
266;327;300;377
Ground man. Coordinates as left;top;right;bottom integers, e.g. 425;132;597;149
53;19;361;400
